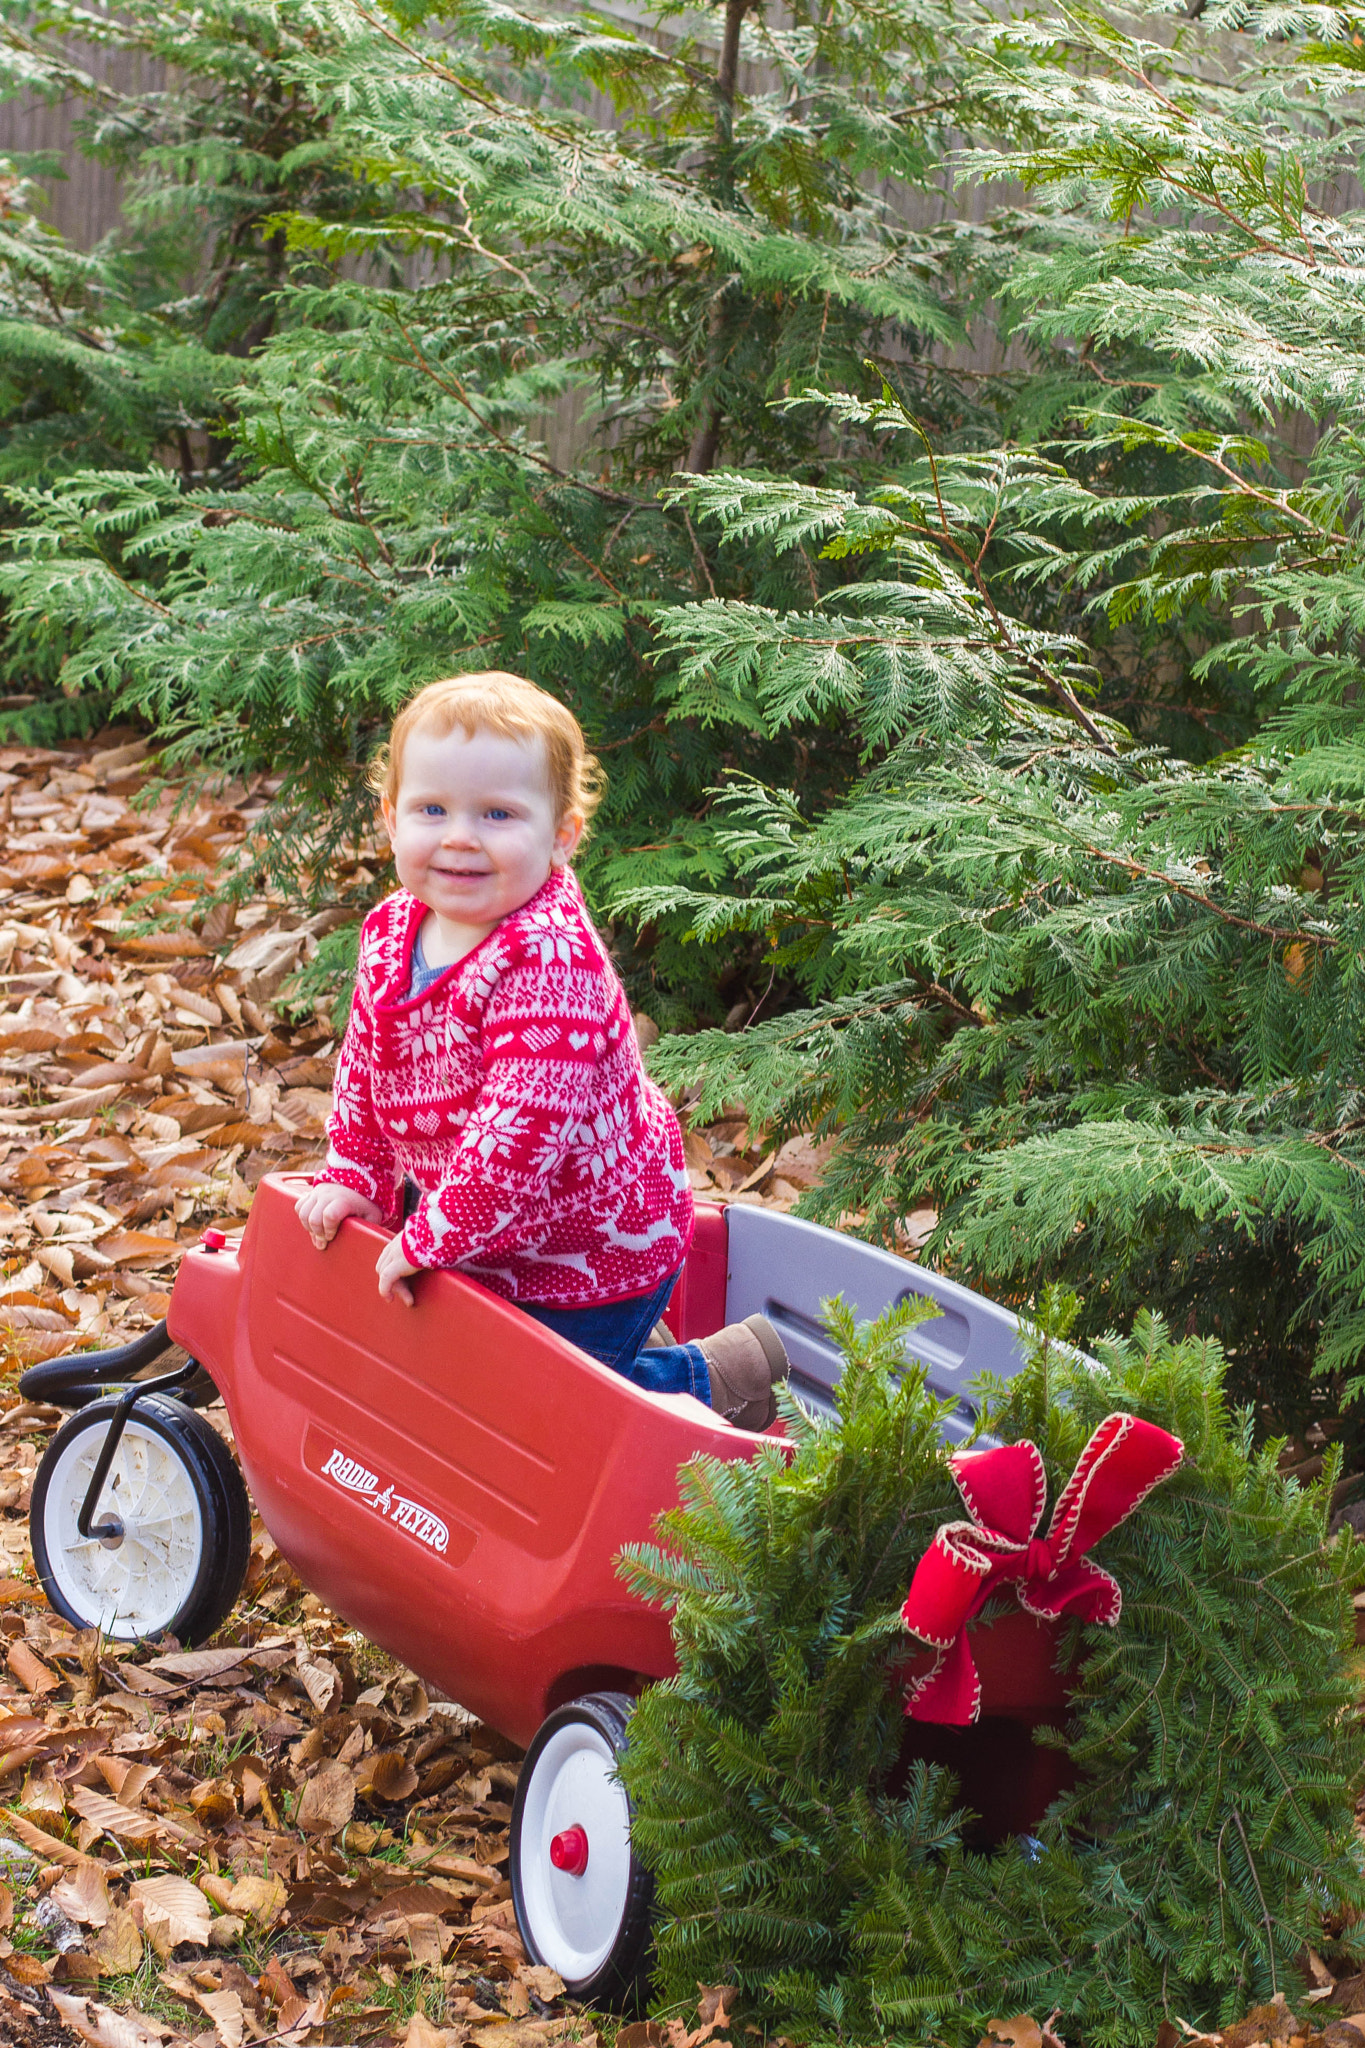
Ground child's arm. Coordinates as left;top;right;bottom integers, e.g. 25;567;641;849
397;959;627;1280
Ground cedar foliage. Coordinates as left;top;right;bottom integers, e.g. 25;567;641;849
618;1301;1365;2044
637;4;1365;1426
0;0;993;1002
0;0;388;712
9;0;1365;1424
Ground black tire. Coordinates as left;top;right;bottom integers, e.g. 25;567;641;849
510;1690;654;2008
31;1394;252;1644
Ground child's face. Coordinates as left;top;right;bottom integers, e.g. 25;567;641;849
382;722;583;936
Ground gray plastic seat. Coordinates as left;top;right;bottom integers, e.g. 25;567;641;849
722;1204;1037;1442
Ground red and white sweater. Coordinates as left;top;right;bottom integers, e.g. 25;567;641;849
319;867;695;1306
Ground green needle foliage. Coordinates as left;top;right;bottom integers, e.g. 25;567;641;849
0;0;397;718
0;150;212;489
635;3;1365;1428
619;1301;1365;2044
0;145;218;700
10;0;1365;1424
0;0;1000;999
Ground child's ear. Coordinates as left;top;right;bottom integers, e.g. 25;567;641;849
552;809;585;868
380;796;399;844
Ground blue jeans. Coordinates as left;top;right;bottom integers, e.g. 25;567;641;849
520;1269;712;1405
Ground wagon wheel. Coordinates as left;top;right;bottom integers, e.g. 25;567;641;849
31;1394;252;1644
510;1691;654;2005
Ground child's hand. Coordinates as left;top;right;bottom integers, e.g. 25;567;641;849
295;1181;381;1250
376;1236;420;1307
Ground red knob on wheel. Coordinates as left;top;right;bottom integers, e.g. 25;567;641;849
549;1825;589;1877
202;1229;227;1252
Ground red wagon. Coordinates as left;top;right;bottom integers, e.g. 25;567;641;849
21;1174;1053;2001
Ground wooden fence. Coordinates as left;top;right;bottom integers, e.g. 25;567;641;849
0;37;161;247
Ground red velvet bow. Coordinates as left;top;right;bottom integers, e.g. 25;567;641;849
900;1413;1183;1725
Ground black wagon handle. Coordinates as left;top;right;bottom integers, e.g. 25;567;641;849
18;1319;177;1408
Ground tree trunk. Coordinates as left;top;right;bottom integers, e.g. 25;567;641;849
684;0;749;474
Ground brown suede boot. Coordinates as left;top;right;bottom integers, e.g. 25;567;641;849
698;1315;789;1430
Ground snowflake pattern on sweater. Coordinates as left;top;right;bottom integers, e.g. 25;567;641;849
319;867;695;1305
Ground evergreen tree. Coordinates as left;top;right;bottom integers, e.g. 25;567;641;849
636;3;1365;1429
0;0;393;721
0;0;999;1005
0;144;217;699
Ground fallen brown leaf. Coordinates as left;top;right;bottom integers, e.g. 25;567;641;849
294;1651;343;1714
472;2024;592;2048
403;2016;467;2048
365;1884;467;1924
224;1871;288;1927
48;1988;174;2046
20;1763;67;1830
423;1853;503;1889
4;1809;96;1866
359;1748;420;1804
978;2023;1042;2048
50;1859;112;1928
8;1638;59;1694
69;1783;166;1853
516;1967;565;2003
92;1230;181;1270
194;1987;245;2048
375;1910;452;1968
189;1776;237;1828
53;1952;104;1990
100;1759;158;1809
129;1874;213;1952
8;1951;51;1986
145;1647;251;1683
91;1906;145;1975
197;1872;236;1914
296;1757;357;1835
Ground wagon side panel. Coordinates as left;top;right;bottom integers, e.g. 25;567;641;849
664;1203;728;1342
219;1176;757;1746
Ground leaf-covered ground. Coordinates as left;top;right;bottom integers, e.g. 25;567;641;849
0;731;837;2048
0;730;1363;2048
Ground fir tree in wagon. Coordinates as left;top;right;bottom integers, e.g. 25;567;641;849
620;1300;1365;2045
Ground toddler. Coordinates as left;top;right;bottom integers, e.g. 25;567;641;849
294;672;789;1431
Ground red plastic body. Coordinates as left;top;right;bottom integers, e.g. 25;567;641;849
168;1177;757;1749
169;1175;1072;1831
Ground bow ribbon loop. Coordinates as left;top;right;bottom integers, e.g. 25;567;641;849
900;1412;1183;1726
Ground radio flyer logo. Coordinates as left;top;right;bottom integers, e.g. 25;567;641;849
319;1446;449;1554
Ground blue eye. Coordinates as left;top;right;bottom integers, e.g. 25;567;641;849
420;803;445;817
486;807;512;821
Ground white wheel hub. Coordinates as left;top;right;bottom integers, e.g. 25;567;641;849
42;1419;204;1639
518;1720;633;1985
